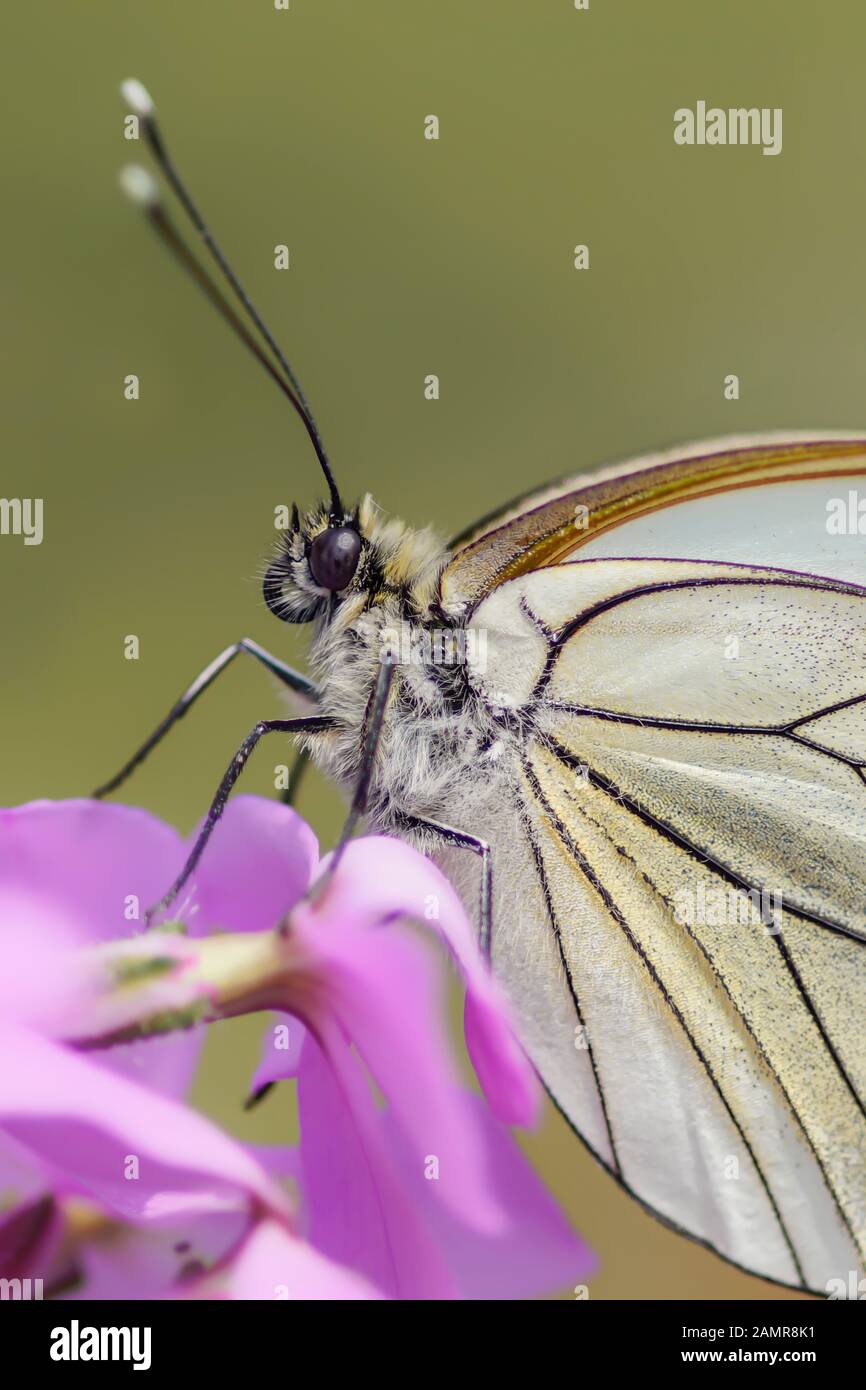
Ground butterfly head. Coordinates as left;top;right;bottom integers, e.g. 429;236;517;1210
262;501;366;624
263;495;447;627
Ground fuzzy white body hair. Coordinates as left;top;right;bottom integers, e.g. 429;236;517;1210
299;505;514;835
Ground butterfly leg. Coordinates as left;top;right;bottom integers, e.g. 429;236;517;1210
93;638;321;798
304;655;398;913
328;654;398;870
395;815;492;956
144;713;333;926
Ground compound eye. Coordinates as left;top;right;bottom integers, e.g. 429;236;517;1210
308;526;362;591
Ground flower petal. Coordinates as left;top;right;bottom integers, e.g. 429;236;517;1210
58;1206;250;1301
251;1015;308;1092
296;1031;457;1299
185;1219;383;1300
189;796;318;934
0;801;203;1099
0;1023;290;1224
306;836;538;1125
381;1088;597;1299
297;912;511;1234
0;800;183;946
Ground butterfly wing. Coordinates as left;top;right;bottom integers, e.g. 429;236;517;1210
442;432;866;611
437;439;866;1291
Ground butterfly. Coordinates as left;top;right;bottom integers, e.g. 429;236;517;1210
108;81;866;1297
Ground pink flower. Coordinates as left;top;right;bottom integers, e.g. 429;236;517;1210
0;800;369;1299
0;797;594;1299
251;835;592;1298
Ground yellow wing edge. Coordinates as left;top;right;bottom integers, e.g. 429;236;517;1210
441;431;866;611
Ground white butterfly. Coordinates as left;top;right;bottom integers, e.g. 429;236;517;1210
112;81;866;1295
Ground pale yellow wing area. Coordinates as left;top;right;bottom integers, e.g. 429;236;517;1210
520;740;865;1291
462;556;866;1291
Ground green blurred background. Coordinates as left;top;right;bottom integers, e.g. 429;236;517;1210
5;0;861;1298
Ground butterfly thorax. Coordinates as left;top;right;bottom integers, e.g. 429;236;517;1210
270;495;513;826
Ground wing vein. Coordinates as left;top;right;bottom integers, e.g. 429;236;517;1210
521;754;808;1286
546;736;866;946
517;792;623;1179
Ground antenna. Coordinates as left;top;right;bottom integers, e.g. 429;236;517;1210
118;166;327;444
119;79;343;517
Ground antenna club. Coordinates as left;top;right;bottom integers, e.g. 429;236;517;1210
119;164;160;210
121;78;155;117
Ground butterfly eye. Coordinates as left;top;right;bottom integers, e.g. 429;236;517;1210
308;526;362;591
